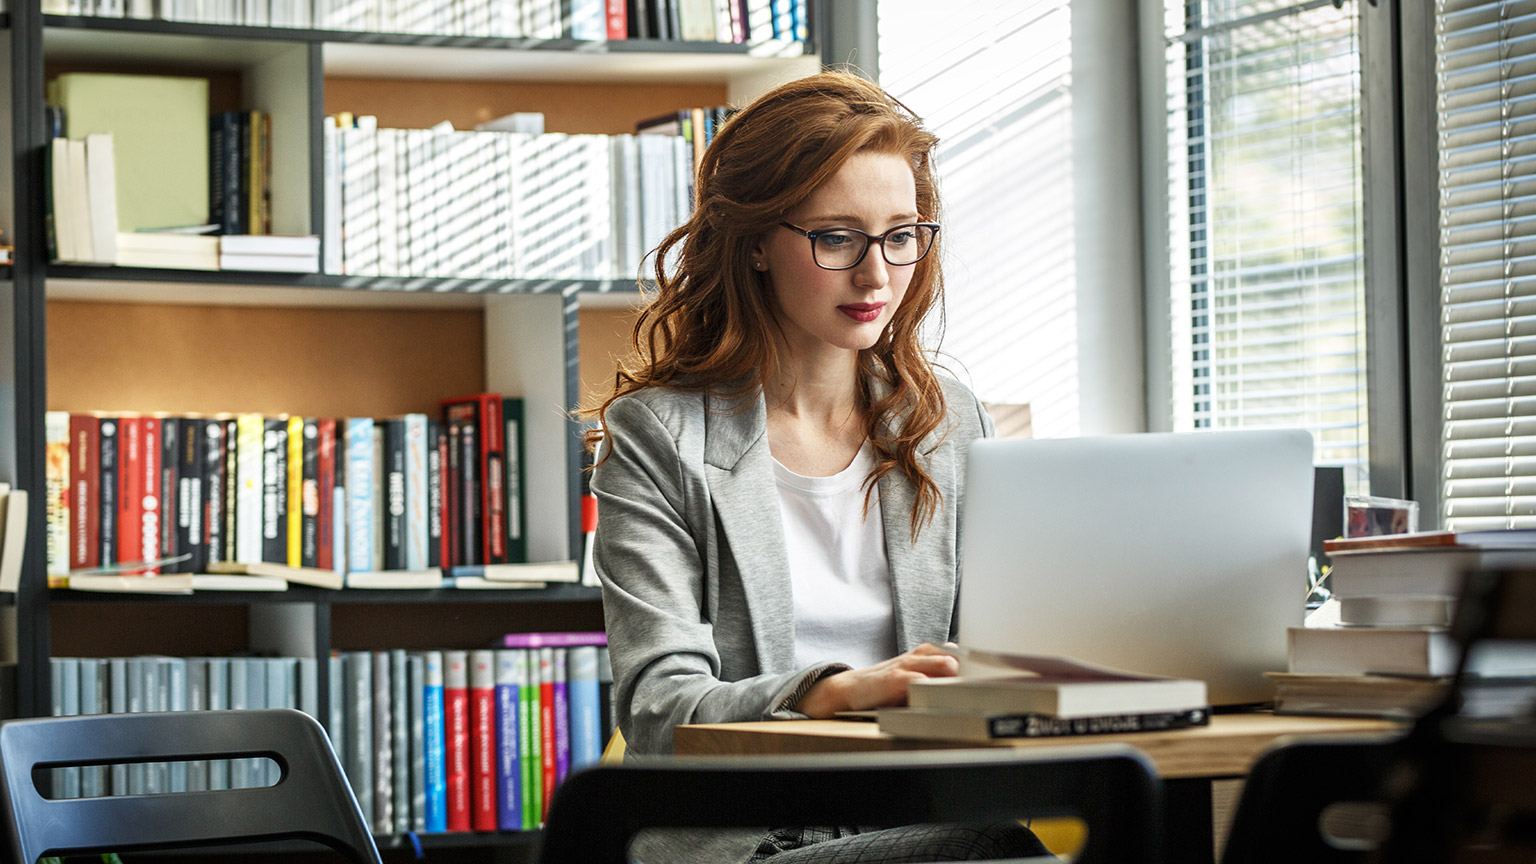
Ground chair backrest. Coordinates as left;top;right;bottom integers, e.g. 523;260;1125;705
538;743;1162;864
1220;733;1401;864
0;708;380;863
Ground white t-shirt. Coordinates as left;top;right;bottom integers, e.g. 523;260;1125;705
772;443;897;671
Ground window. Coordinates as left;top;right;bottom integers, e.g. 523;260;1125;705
1437;0;1536;529
1164;0;1370;490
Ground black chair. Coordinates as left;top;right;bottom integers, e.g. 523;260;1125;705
1222;567;1536;864
0;708;380;863
537;743;1162;864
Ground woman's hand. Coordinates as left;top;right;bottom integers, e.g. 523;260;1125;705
795;643;959;718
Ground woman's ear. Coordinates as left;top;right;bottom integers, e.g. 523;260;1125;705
750;239;768;272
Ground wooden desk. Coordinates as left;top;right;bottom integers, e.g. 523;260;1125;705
675;713;1402;863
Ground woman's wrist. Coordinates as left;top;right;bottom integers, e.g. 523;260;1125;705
795;672;847;718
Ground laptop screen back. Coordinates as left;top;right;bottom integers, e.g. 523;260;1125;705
957;429;1315;705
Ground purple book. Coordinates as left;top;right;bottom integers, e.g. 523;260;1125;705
501;631;607;649
553;648;570;785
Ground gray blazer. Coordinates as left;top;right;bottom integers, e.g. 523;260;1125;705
592;375;994;757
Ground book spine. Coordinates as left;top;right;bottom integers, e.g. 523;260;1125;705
392;649;410;835
286;416;303;566
98;417;118;567
203;419;225;567
423;650;448;833
445;419;461;567
460;414;479;566
405;414;429;570
606;0;626;38
117;416;142;571
503;398;526;563
494;649;523;830
372;650;394;832
140;417;161;574
469;649;497;831
317;418;337;571
345;418;375;574
45;412;69;580
553;647;570;786
70;414;100;571
480;395;506;564
223;418;239;564
261;418;287;564
157;416;178;572
443;650;471;831
372;426;385;571
235;414;264;564
207;658;229;790
567;646;601;772
408;653;428;833
518;648;538;830
343;651;373;826
384;418;406;571
300;418;320;568
1001;709;1210;739
326;653;345;780
538;647;555;823
178;417;205;573
427;418;443;569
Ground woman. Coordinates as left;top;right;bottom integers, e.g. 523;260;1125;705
589;71;1048;863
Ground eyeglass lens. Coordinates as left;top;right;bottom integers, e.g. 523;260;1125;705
812;225;936;270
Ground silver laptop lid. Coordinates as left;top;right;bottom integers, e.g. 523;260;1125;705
958;429;1315;705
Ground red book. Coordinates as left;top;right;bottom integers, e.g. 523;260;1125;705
69;414;100;571
539;647;556;822
440;394;506;564
444;651;471;831
317;418;336;571
469;650;497;831
606;0;627;39
437;425;452;569
140;417;162;574
117;416;143;570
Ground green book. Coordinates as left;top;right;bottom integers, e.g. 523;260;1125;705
53;72;209;232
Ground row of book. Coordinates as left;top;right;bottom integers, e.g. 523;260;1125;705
44;635;616;835
1272;529;1536;717
47;654;321;799
325;122;693;280
331;639;613;834
42;394;535;586
42;0;809;43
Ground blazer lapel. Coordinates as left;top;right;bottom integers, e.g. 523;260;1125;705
703;388;797;671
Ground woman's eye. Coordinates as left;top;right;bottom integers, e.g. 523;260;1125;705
887;230;915;246
817;232;856;248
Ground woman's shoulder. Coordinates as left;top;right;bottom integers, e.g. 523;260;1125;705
604;386;712;443
933;372;989;438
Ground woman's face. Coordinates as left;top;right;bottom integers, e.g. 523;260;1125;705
756;151;921;361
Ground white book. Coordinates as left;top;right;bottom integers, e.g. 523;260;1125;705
218;252;321;273
344;568;444;589
570;0;603;39
404;414;429;570
635;134;675;270
67;139;95;265
340;126;380;275
50;138;78;262
219;234;320;256
371;426;385;570
44;412;69;578
345;417;374;574
235;414;265;565
84;133;120;264
323;122;344;274
376;128;401;277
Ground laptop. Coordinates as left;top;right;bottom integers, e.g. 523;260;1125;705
957;429;1316;705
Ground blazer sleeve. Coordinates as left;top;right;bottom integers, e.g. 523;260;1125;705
592;395;845;756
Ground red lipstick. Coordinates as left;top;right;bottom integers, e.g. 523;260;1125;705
839;302;885;323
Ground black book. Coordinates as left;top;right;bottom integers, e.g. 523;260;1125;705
177;417;206;574
459;418;479;567
98;416;118;567
262;418;288;565
876;707;1212;742
209;111;244;235
301;418;320;569
627;0;650;38
223;418;239;565
159;417;180;572
426;418;443;569
204;418;226;568
445;421;460;568
383;418;406;571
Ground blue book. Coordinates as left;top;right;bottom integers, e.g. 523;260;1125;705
423;650;448;832
494;649;522;830
345;417;375;575
567;646;602;773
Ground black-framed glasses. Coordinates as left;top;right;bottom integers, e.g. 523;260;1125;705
779;221;940;271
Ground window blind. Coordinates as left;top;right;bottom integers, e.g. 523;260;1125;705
1439;0;1536;529
1166;0;1369;489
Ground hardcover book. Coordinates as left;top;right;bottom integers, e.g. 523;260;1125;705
876;706;1211;742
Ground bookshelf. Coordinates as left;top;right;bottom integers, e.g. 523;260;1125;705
2;4;821;854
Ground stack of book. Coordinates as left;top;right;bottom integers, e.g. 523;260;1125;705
219;234;321;273
41;393;573;592
1272;530;1536;716
876;649;1210;742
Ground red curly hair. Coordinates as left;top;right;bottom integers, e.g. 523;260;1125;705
586;70;950;537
